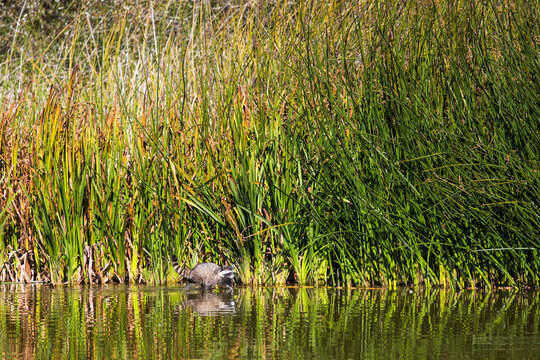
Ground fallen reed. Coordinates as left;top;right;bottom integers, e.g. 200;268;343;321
0;0;538;287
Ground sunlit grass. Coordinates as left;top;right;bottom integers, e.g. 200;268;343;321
0;0;538;286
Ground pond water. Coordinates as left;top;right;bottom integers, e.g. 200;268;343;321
0;285;538;359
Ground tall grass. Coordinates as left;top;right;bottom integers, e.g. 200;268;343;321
0;0;538;286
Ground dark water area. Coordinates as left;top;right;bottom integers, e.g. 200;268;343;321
0;285;538;359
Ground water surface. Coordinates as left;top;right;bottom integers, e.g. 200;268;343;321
0;285;538;359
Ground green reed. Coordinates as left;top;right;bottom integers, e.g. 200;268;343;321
0;0;538;286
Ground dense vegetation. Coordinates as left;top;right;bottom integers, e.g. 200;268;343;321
0;0;538;287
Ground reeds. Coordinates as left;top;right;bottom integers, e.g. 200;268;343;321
0;0;538;286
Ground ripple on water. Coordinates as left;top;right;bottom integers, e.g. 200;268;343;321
0;285;539;359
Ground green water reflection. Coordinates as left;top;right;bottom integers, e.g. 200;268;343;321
0;285;538;359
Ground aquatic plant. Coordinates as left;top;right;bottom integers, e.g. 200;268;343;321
0;0;538;287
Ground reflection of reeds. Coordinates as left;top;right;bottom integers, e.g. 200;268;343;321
0;0;538;287
0;286;538;359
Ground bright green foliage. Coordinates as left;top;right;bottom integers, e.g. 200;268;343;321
0;0;538;286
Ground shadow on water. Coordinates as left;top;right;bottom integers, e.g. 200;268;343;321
0;285;538;359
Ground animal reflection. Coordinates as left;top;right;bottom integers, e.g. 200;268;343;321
179;291;236;315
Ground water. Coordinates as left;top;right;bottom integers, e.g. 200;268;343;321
0;285;538;359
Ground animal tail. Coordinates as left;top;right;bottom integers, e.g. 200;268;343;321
171;255;188;278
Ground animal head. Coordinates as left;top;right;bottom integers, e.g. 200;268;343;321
216;265;236;288
217;265;235;280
